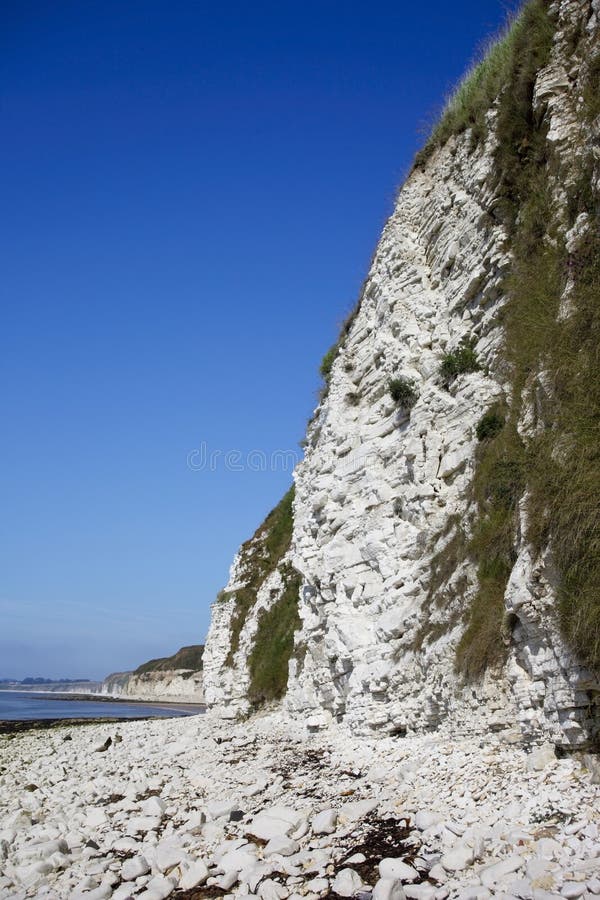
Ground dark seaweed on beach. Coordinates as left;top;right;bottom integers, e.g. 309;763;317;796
334;814;422;884
173;887;228;899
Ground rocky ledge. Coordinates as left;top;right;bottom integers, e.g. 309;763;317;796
0;713;598;900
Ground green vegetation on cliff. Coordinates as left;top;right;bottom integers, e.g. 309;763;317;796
247;565;302;705
420;0;600;677
222;486;296;667
413;0;552;169
134;644;204;675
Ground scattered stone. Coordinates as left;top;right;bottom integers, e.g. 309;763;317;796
379;859;419;882
373;877;407;900
312;809;338;834
121;854;150;880
180;859;209;889
264;835;300;856
440;844;474;873
479;855;524;888
248;807;304;841
332;868;364;897
258;877;290;900
561;884;587;899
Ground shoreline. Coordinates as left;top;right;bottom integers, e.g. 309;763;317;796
0;716;162;735
3;689;205;709
0;694;206;734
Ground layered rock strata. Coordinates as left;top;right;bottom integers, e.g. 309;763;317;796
203;0;600;748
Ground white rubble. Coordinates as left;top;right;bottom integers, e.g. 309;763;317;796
0;711;598;899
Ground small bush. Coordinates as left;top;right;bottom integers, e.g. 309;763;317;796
389;376;418;408
476;406;505;442
320;345;338;383
440;339;481;384
346;391;361;406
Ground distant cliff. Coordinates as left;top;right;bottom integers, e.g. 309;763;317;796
203;0;600;749
102;645;204;703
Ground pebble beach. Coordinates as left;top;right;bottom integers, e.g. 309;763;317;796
1;712;599;900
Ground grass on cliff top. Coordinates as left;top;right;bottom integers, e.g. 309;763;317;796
134;644;204;675
222;485;295;667
413;0;552;170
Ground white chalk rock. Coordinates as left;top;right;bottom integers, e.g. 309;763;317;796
85;808;108;829
264;836;300;856
217;870;240;890
440;844;474;872
141;796;167;818
179;860;209;889
415;811;443;831
155;838;187;873
125;815;160;836
258;877;290;900
121;854;150;880
248;807;304;841
379;859;419;882
561;884;587;899
404;885;437;900
480;855;524;889
332;868;363;897
526;744;556;772
312;809;338;835
139;874;177;899
373;877;407;900
339;799;378;823
218;845;258;873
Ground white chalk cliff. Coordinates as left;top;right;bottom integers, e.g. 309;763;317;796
203;0;600;749
102;645;204;703
101;671;204;704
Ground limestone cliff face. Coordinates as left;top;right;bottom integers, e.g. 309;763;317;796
102;670;204;703
103;645;204;703
203;0;600;748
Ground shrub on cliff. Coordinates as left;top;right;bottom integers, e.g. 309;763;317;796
320;345;337;383
388;377;418;409
440;339;481;385
476;406;505;442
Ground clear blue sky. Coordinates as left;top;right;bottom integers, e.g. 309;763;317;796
1;0;517;679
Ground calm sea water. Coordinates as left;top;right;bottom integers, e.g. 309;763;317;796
0;691;202;721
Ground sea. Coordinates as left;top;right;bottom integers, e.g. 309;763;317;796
0;690;203;722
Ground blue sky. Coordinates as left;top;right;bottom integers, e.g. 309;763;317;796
1;0;517;679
